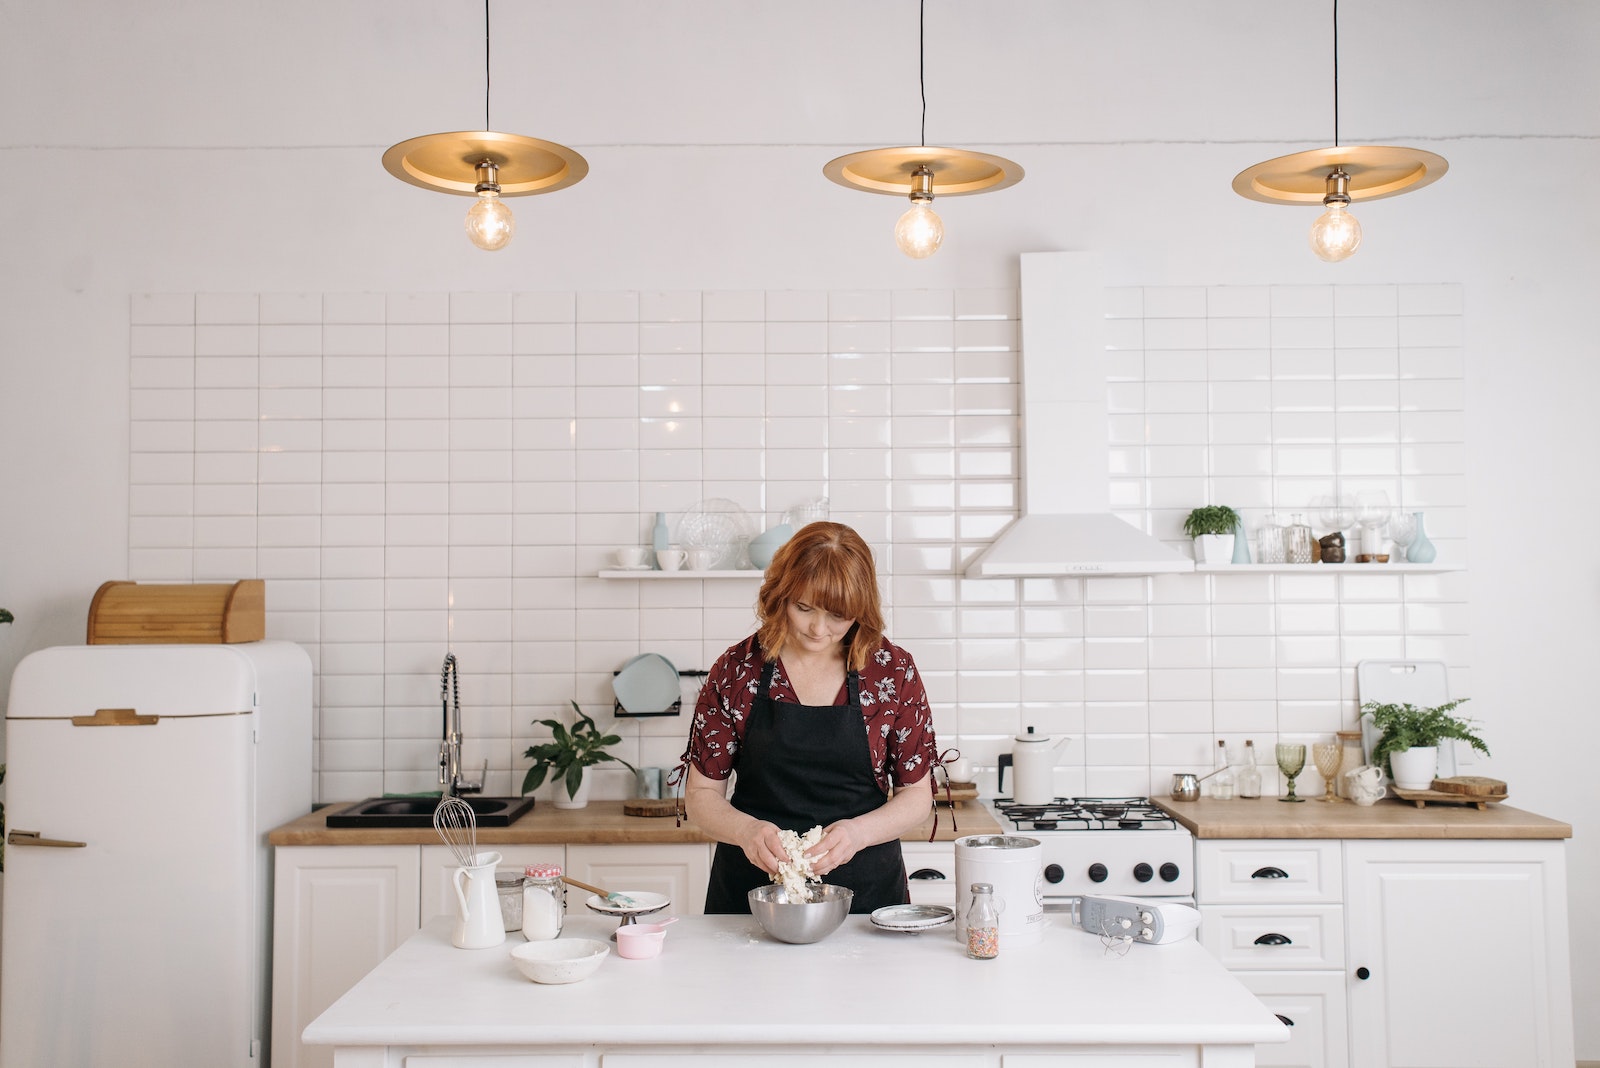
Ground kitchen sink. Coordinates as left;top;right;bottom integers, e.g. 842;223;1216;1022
325;795;537;828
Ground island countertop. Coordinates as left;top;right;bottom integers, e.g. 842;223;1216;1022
1153;795;1571;839
304;913;1287;1065
267;799;998;846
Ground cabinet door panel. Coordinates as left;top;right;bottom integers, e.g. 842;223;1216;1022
902;841;957;906
270;845;420;1068
1344;840;1574;1068
565;842;712;915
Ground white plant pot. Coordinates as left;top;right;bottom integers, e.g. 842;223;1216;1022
552;767;591;809
1388;746;1439;791
1193;534;1233;564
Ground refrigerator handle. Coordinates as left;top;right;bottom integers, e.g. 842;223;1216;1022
8;830;88;849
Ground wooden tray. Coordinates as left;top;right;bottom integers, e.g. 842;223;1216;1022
934;780;978;806
1431;775;1507;796
1391;784;1508;810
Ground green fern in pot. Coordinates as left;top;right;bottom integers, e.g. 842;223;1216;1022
1364;698;1490;780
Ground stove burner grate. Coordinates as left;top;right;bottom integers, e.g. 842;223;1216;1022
992;796;1179;833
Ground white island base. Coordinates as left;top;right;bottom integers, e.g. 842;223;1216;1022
305;914;1286;1067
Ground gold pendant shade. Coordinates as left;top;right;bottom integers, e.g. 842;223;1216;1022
1232;145;1447;205
382;131;588;197
823;145;1023;198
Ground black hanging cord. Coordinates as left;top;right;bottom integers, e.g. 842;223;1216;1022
484;0;492;130
1331;0;1340;147
918;0;927;146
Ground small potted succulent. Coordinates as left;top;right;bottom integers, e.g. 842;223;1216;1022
1182;505;1242;564
1364;698;1490;790
521;701;637;810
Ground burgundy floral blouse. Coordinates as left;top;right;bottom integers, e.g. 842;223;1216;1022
684;634;939;795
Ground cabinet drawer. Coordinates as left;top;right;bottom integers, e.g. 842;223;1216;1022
1200;905;1344;970
902;841;955;906
1196;840;1342;904
1236;971;1348;1068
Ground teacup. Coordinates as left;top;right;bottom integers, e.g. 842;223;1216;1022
686;548;717;571
656;548;687;572
1344;764;1386;806
615;546;649;568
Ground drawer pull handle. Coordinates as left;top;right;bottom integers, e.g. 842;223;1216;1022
1251;866;1289;880
1356;966;1371;980
908;868;946;881
1254;932;1292;946
1276;1014;1295;1028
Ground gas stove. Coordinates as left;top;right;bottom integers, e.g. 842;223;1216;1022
985;796;1194;901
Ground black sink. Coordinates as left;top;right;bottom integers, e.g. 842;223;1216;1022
325;795;537;828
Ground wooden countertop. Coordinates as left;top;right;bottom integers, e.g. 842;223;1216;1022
1153;795;1571;840
267;799;999;847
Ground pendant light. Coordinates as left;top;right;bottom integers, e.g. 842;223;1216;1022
382;0;587;251
824;0;1023;258
1231;0;1446;261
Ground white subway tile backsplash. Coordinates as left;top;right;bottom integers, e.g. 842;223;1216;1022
131;282;1466;796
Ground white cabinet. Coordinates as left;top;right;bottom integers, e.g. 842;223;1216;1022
1344;839;1574;1068
1198;837;1575;1068
902;841;956;906
564;842;712;915
270;845;421;1068
1197;840;1347;1068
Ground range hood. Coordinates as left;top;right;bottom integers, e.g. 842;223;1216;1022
964;251;1195;577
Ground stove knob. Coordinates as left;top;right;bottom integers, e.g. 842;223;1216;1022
1088;863;1108;883
1159;862;1181;883
1043;863;1065;884
1133;862;1154;883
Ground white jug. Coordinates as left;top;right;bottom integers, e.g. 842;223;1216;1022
451;850;507;949
1009;727;1069;806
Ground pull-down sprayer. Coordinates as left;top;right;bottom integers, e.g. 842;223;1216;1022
439;653;483;796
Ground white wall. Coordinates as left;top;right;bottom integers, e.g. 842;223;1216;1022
3;1;1597;1056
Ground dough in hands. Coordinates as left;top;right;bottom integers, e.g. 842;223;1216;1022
773;825;824;901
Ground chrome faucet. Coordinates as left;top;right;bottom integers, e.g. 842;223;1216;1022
438;653;483;796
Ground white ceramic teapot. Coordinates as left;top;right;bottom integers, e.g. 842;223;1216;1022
451;850;507;949
1007;727;1070;805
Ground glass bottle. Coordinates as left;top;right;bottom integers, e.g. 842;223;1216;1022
1210;739;1234;800
521;863;566;941
1258;514;1286;564
965;882;999;959
1237;740;1262;799
1285;513;1314;564
651;512;670;569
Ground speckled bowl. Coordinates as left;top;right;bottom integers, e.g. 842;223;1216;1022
510;937;609;984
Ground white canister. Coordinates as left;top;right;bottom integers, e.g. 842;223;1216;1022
953;835;1044;947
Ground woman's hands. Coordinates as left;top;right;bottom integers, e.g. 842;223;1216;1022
735;819;788;875
805;819;865;876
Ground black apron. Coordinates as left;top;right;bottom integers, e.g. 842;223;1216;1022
703;657;907;914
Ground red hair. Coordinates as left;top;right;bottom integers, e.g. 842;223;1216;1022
755;522;885;672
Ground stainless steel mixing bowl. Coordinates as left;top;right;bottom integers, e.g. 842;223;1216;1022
747;884;854;944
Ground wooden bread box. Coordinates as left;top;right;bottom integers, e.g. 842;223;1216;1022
86;580;265;644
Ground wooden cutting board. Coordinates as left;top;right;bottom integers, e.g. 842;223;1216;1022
1431;775;1507;796
623;798;682;818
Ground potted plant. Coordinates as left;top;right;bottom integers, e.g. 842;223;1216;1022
1183;505;1242;564
521;701;638;810
1363;698;1490;790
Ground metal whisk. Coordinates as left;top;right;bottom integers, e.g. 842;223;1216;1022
432;795;479;867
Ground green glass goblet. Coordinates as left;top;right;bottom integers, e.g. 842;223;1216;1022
1276;743;1307;803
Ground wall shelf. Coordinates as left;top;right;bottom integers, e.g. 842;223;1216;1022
597;569;764;580
1195;563;1461;573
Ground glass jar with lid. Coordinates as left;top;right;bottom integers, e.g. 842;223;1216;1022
522;863;566;941
1335;730;1366;799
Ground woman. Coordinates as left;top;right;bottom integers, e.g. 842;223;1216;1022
682;521;938;914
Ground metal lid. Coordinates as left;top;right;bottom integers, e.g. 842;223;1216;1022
970;883;994;894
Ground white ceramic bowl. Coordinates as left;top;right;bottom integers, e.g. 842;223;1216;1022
510;938;610;984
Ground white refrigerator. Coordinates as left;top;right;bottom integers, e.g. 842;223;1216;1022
1;641;312;1066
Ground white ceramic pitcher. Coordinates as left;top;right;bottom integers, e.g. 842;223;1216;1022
452;850;507;949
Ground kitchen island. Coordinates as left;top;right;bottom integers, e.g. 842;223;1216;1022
304;912;1287;1067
